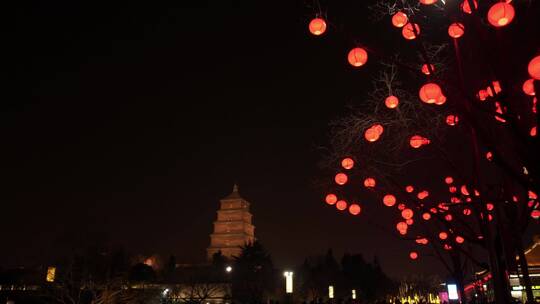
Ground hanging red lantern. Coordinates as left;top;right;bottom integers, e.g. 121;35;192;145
444;244;453;250
461;0;478;14
364;124;384;142
406;218;414;225
486;151;493;161
325;194;338;205
439;232;448;240
383;194;397;207
492;81;502;93
477;89;488;101
385;95;399;109
417;190;429;200
410;135;430;148
309;18;327;36
486;203;494;211
449;186;457;193
402;208;414;220
392;12;408;28
463;208;472;215
461;185;470;196
446;115;459;126
349;204;361;215
531;126;537;137
341;158;355;170
445;176;454;184
419;83;443;104
422;212;431;220
434;94;447;105
348;47;368;67
336;200;348;211
445;214;453;221
430;208;438;213
364;177;376;188
396;221;408;232
532;210;540;219
402;23;420;40
409;251;419;260
398;203;406;211
406;185;414;193
419;0;437;5
335;173;348;185
529;190;538;200
448;23;465;39
523;79;536;96
529;56;540;80
487;2;515;27
421;64;435;75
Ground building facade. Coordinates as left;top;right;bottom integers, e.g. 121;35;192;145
207;185;255;260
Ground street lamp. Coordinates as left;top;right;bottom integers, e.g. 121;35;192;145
283;271;294;294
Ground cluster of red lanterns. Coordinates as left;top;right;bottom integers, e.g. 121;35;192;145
419;83;446;105
364;124;384;142
410;135;430;148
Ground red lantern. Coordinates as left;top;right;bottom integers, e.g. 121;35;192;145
532;210;540;219
531;126;537;137
402;208;414;220
446;115;459;126
523;79;536;96
336;200;348;211
463;208;472;215
461;0;478;14
435;94;447;105
409;251;418;260
348;48;368;67
406;185;414;193
456;236;465;244
419;83;443;104
383;194;396;207
445;214;453;221
325;194;338;205
422;213;431;220
449;186;457;193
419;0;437;4
406;219;414;225
335;173;348;185
439;232;448;240
341;158;355;170
461;185;470;196
529;190;538;200
392;12;408;28
529;56;540;80
478;89;488;101
349;204;361;215
364;177;376;188
402;23;420;40
486;203;494;211
448;23;465;39
444;176;454;184
487;2;515;27
396;221;408;232
385;95;399;109
486;151;493;161
417;190;429;200
398;203;406;211
309;18;327;36
410;135;430;148
492;81;502;93
444;244;453;250
421;64;435;75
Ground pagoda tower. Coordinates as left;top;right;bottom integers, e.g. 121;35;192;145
207;184;256;260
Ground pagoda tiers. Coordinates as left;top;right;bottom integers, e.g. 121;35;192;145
207;184;255;260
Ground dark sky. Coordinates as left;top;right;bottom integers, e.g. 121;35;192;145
5;1;538;278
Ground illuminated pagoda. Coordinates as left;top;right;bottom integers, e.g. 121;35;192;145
207;184;255;260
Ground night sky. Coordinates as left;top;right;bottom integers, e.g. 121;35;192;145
5;1;538;278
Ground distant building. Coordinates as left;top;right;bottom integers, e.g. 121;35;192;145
207;184;256;260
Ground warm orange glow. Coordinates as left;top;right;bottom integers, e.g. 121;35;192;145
406;218;414;225
419;83;443;104
364;124;384;142
364;177;376;188
463;208;472;216
383;194;397;207
446;115;459;126
46;266;56;283
421;64;434;75
523;79;536;96
325;194;338;205
349;203;361;215
444;176;454;184
402;23;420;40
478;89;488;101
341;158;355;170
492;81;502;93
335;173;348;185
529;56;540;80
416;238;429;245
461;0;478;14
417;190;429;200
410;135;430;148
448;23;465;39
402;208;414;220
430;208;438;213
348;47;368;67
309;18;327;36
406;185;414;193
385;95;399;109
422;212;431;220
487;2;515;27
392;12;408;28
396;221;408;232
409;251;418;260
336;200;348;211
439;232;448;240
419;0;437;4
